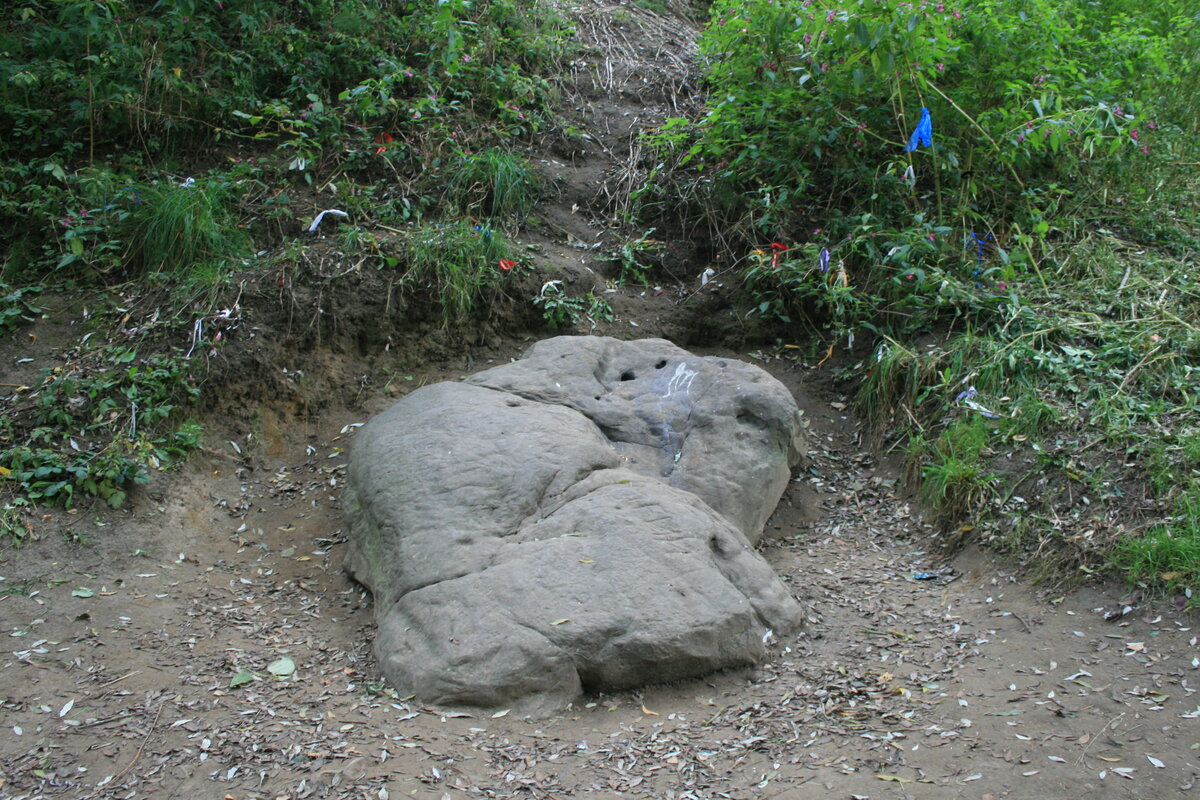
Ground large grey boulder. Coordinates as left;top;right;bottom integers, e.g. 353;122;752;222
345;336;806;714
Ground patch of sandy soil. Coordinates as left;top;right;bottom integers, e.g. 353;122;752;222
2;2;1198;798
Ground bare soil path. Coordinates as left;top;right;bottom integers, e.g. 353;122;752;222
2;3;1197;799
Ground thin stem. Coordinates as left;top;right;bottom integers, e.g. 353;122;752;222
925;80;1025;191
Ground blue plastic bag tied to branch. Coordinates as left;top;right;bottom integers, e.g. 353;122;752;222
904;107;933;152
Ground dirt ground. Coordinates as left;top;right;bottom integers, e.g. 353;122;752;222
2;2;1198;798
3;329;1198;800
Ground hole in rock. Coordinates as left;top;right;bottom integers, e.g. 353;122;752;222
620;370;636;381
655;360;667;369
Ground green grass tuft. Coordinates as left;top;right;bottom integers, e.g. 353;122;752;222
1115;484;1200;605
916;416;999;529
448;149;539;221
400;220;513;324
123;180;250;278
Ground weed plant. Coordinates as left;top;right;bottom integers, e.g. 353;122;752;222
533;282;615;328
448;149;540;221
123;180;250;279
400;220;515;324
0;346;203;509
602;229;665;287
0;284;42;331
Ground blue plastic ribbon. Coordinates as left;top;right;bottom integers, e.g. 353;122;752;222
904;107;933;152
969;231;992;271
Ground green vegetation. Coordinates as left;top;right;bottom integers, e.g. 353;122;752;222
449;148;540;221
1;0;1196;606
602;228;665;287
123;180;251;279
400;220;517;324
0;284;42;332
638;0;1200;599
1;343;203;509
533;281;615;328
0;0;569;281
0;1;570;512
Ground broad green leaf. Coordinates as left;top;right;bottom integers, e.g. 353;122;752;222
229;671;255;688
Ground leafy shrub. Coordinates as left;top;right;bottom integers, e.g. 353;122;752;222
532;282;615;328
646;0;1197;334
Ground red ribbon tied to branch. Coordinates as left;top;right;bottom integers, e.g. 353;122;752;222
769;242;788;270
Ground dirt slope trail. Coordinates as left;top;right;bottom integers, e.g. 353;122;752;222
2;2;1199;799
516;1;705;313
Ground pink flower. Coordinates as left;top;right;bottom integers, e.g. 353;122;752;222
1130;128;1139;142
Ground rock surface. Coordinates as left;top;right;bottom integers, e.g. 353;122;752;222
345;336;807;714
